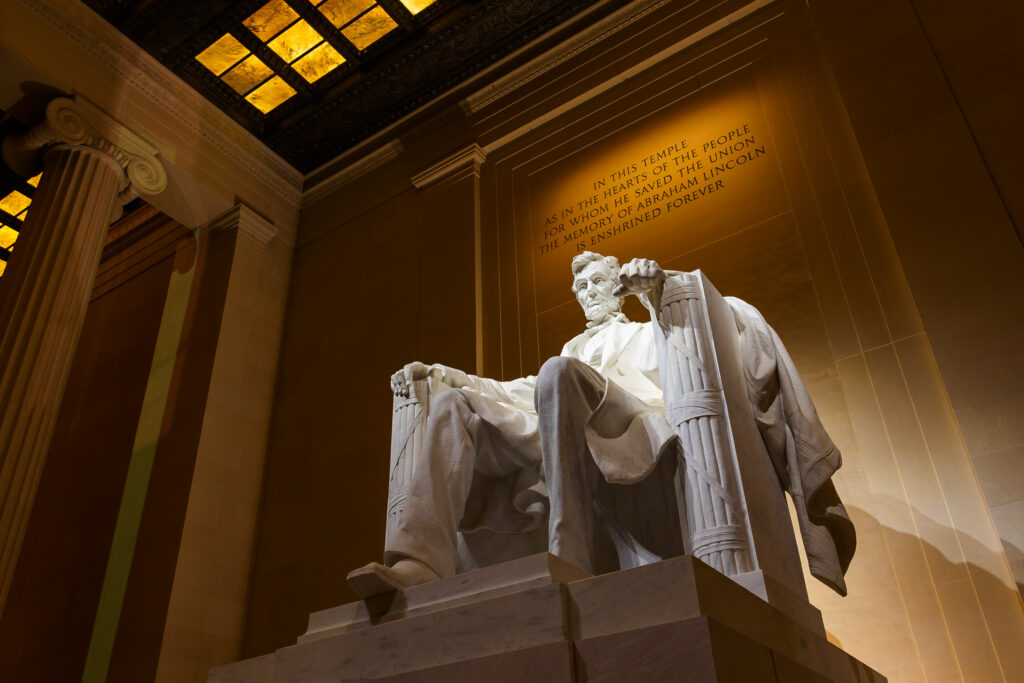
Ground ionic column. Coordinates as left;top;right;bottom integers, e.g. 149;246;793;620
0;96;167;614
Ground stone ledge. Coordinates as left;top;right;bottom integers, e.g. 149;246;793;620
209;554;886;682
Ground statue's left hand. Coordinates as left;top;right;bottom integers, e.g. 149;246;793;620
391;361;431;397
614;258;666;297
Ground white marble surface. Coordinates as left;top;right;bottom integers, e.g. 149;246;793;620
366;252;853;610
210;553;884;682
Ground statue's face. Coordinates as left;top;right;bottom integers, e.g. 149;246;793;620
573;259;620;323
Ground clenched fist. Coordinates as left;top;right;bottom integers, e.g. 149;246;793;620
613;258;665;297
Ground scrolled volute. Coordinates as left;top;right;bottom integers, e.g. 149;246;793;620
2;96;167;197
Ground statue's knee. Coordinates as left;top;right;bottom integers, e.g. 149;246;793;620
537;356;585;397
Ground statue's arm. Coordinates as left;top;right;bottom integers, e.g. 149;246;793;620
390;361;535;410
614;257;671;324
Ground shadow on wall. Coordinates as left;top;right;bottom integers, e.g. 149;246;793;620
834;500;1024;681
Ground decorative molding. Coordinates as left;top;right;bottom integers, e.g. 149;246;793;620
411;144;486;190
462;0;673;114
3;96;168;202
478;0;781;154
302;139;404;205
94;204;193;300
206;204;278;247
17;0;303;207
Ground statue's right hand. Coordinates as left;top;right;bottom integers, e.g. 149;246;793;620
391;361;430;397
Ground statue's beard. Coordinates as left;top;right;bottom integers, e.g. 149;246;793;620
584;298;620;323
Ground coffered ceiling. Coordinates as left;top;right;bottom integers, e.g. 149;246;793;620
81;0;615;173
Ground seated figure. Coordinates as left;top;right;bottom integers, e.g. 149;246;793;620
348;252;855;599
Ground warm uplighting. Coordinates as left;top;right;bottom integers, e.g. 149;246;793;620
398;0;438;14
0;173;42;278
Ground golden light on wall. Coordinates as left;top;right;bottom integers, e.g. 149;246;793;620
0;174;41;278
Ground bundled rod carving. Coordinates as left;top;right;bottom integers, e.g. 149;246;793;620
652;274;752;576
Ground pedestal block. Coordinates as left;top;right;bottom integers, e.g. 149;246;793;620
210;554;885;682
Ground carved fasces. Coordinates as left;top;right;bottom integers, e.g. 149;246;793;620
386;376;448;545
655;273;753;576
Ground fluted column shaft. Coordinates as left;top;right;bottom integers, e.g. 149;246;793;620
0;95;166;614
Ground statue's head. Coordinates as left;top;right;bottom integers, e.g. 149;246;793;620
571;251;622;324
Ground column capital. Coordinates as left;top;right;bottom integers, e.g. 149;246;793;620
2;95;168;201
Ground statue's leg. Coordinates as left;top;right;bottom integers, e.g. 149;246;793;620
535;356;607;574
382;389;482;579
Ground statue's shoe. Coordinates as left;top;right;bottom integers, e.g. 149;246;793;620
346;559;440;598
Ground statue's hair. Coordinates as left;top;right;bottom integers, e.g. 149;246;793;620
570;251;620;280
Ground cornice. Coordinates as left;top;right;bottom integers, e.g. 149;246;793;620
476;0;782;154
18;0;303;207
206;204;278;247
462;0;673;114
411;144;487;190
302;139;405;206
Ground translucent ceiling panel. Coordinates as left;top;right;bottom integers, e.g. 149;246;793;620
399;0;438;14
267;19;324;62
221;55;275;94
196;34;249;75
0;226;17;250
340;6;397;50
293;42;346;83
245;76;297;113
317;0;375;28
243;0;300;41
0;191;31;218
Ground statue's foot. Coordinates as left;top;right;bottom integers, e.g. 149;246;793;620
346;559;440;598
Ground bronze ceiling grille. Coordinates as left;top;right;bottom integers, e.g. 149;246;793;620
81;0;620;172
190;0;443;117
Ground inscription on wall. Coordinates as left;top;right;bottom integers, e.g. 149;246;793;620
536;124;767;255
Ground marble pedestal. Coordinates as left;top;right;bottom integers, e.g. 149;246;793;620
209;554;885;682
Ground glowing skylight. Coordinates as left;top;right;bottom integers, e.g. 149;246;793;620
194;0;434;113
0;174;42;278
196;34;249;76
399;0;438;14
316;1;397;50
242;0;299;41
246;76;298;114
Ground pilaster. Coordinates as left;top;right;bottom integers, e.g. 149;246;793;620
153;203;283;681
411;144;486;374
